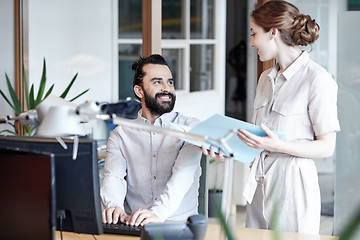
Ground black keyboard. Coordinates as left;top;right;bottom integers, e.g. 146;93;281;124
103;222;142;236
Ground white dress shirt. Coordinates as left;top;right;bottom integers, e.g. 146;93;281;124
244;51;340;234
100;110;202;222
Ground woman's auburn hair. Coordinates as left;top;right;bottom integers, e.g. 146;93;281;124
251;0;320;47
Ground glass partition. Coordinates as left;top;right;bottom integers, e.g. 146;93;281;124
334;11;360;239
162;48;184;90
162;0;183;39
190;44;214;91
118;0;142;39
190;0;214;39
118;44;142;100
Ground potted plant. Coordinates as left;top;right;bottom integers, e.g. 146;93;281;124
208;158;224;218
0;58;89;136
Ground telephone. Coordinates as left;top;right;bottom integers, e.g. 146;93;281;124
140;214;208;240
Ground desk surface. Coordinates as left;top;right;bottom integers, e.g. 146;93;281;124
56;224;339;240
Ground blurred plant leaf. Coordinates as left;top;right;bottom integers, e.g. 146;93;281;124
339;207;360;240
214;198;235;240
0;129;16;135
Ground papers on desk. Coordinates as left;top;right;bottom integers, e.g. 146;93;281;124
182;114;282;164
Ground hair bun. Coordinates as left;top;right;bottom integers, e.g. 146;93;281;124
132;58;142;71
292;14;320;46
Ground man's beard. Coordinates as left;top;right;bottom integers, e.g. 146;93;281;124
143;88;176;116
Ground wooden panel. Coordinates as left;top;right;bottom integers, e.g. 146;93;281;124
14;0;28;135
142;0;162;57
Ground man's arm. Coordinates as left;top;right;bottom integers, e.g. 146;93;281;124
149;141;202;221
100;130;128;224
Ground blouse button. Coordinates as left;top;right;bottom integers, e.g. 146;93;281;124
153;176;157;180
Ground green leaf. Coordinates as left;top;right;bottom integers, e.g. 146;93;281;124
29;84;35;109
44;84;54;99
214;199;235;240
22;65;30;110
35;58;47;106
5;73;21;115
70;88;89;102
340;207;360;240
23;125;37;136
60;73;78;98
0;89;15;110
0;129;16;135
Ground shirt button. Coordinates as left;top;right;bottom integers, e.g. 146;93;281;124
155;197;158;201
153;154;157;158
153;176;157;180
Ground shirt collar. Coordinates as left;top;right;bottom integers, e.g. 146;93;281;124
282;51;310;81
136;109;177;126
267;51;310;81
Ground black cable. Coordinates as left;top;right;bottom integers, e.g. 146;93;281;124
57;210;66;240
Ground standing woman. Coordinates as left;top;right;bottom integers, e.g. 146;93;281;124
202;0;340;234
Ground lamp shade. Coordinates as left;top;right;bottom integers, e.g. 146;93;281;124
36;105;85;137
36;95;77;123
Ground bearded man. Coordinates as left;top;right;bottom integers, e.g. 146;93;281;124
100;54;202;227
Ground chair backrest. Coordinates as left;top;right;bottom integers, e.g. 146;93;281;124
197;154;208;217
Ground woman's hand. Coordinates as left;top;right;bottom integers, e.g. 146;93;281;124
237;123;281;152
198;145;225;162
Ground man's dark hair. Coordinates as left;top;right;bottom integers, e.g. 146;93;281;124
132;54;168;88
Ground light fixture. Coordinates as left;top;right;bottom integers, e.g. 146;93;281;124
36;105;85;137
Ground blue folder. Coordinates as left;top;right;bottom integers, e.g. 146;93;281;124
183;114;282;164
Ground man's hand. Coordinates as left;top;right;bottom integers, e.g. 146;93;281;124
102;206;128;224
125;209;161;226
198;145;225;162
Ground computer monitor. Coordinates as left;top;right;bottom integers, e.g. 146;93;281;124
0;148;56;240
0;135;103;235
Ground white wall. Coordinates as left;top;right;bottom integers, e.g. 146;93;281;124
26;0;116;139
0;0;15;133
28;0;115;104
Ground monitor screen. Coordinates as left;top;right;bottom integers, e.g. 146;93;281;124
0;136;103;235
0;148;56;240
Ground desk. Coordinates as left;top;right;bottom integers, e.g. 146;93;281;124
56;224;339;240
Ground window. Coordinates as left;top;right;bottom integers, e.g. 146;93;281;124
117;0;226;120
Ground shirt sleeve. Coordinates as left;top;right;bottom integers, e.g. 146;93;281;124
148;141;202;221
308;71;341;136
100;129;127;210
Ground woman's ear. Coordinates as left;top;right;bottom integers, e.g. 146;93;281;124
270;28;278;39
134;85;143;99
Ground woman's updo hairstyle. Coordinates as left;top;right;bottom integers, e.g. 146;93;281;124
251;0;320;47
